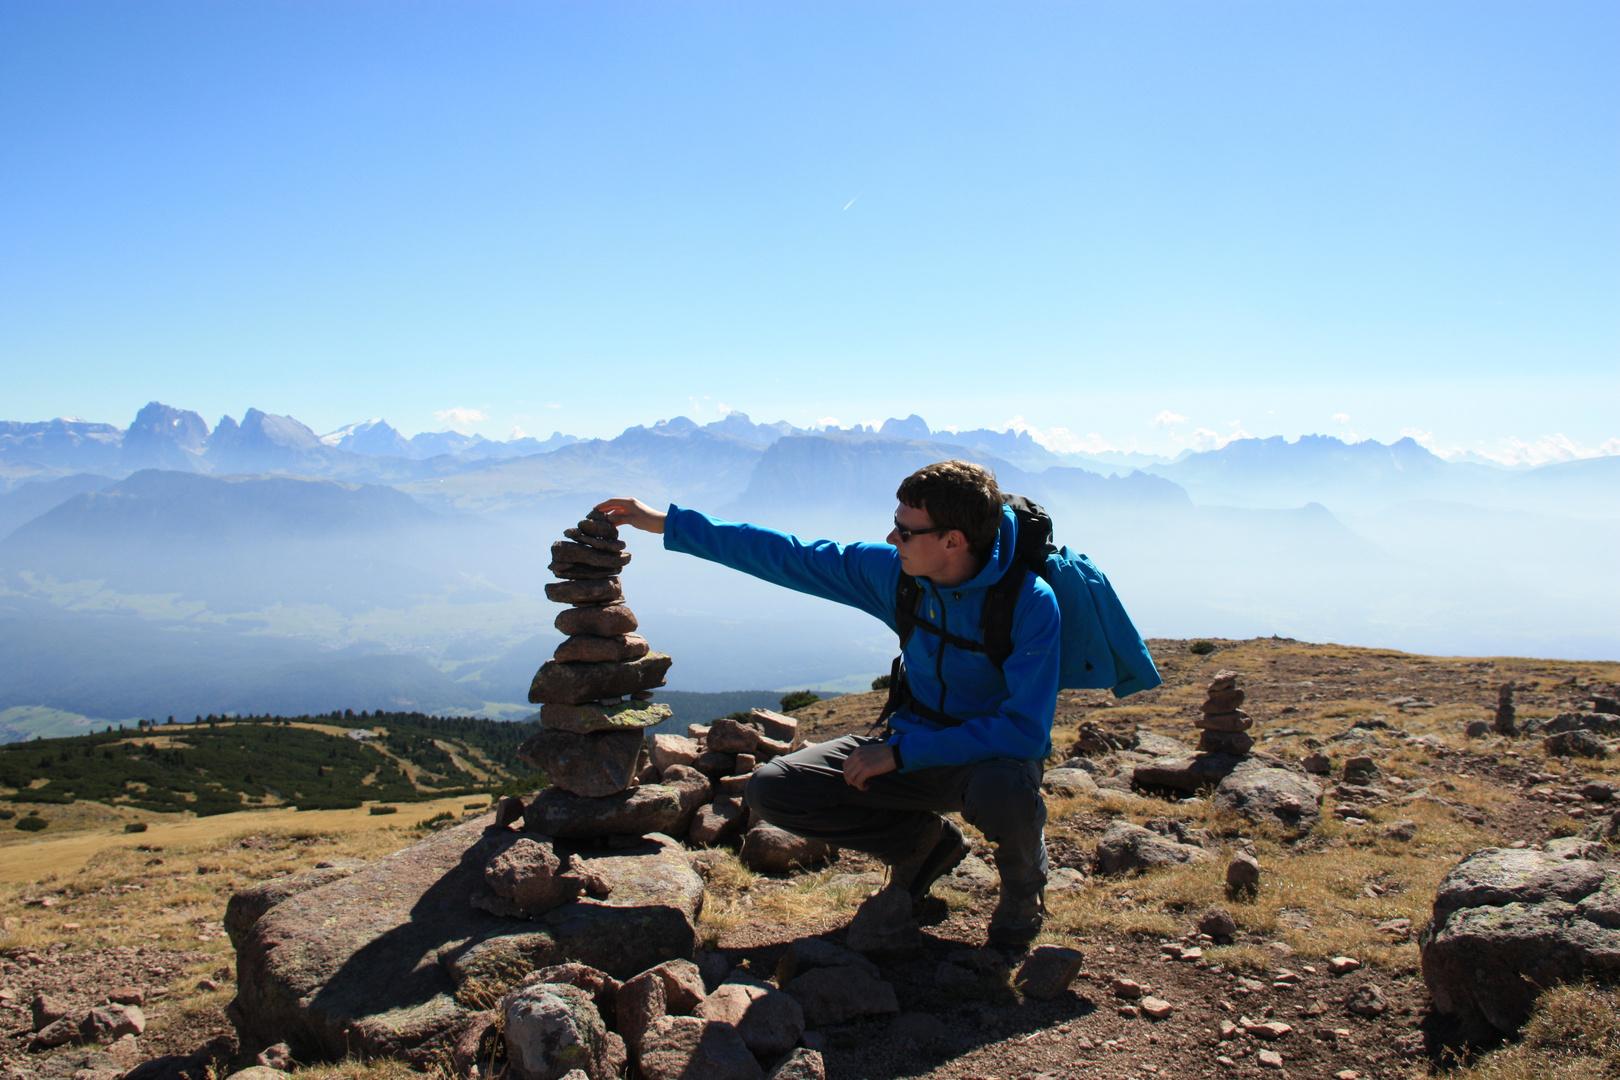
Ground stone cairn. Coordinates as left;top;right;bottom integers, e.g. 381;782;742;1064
521;508;676;797
512;508;832;873
1194;669;1254;756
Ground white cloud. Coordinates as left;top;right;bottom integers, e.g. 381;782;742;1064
717;402;734;416
1188;427;1252;452
510;426;528;440
546;403;562;409
1151;410;1189;427
810;416;840;430
434;407;486;430
1403;427;1620;466
1002;416;1133;456
1333;413;1351;425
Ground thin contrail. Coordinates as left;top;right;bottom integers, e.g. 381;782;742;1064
843;194;860;210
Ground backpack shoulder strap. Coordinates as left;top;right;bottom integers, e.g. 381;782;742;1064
894;571;923;649
979;493;1057;668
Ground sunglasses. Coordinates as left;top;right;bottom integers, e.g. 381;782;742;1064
892;518;948;543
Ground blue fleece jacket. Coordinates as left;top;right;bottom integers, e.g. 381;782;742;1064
662;505;1060;770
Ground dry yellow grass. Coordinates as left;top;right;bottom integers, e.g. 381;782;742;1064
1412;984;1620;1080
0;795;490;884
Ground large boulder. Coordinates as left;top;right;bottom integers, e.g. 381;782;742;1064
1211;766;1322;833
517;729;646;798
1094;823;1209;875
1419;846;1620;1037
230;819;703;1065
502;983;624;1080
522;769;709;839
1131;752;1247;792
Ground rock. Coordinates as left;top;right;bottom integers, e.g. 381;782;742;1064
224;1069;285;1080
1344;984;1387;1018
1545;730;1610;758
1071;718;1140;754
528;653;672;706
1140;996;1175;1019
551;540;632;570
1583;780;1618;802
107;987;145;1007
1094;822;1209;875
545;579;624;605
774;937;880;984
1227;851;1261;892
552;634;649;664
502;983;621;1080
223;862;364;949
1342;757;1380;784
765;1048;825;1080
1464;720;1492;739
739;823;835;873
80;1004;144;1042
1202;688;1246;712
1207;670;1239;693
1381;819;1419;842
1544;712;1620;736
615;971;665;1053
577;511;618;539
1012;945;1084;1000
696;983;805;1058
32;1017;79;1048
495;796;527;828
231;818;704;1064
1197;730;1255;755
1212;768;1321;833
1302;752;1331;774
637;1016;762;1080
254;1045;293;1071
649;734;700;772
555;603;637;637
32;993;72;1031
1110;977;1144;999
1247;1020;1291;1039
1328;956;1361;975
688;797;748;846
643;959;707;1014
705;717;763;755
694;750;738;776
747;709;801;745
539;700;668;734
782;966;899;1026
1257;1049;1284;1069
844;887;921;954
1198;907;1239;938
517;965;620;1015
1132;753;1247;792
549;560;621;580
478;837;572;916
1041;767;1099;797
562;527;625;552
1420;846;1620;1036
1195;709;1253;732
518;728;646;798
522;773;709;839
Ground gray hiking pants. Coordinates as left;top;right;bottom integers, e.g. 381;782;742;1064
744;734;1049;897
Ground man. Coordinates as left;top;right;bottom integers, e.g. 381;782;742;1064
596;459;1060;947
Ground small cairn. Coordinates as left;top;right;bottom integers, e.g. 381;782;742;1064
1494;682;1517;736
523;509;674;796
1195;669;1254;756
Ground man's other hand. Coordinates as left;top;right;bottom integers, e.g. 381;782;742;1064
595;498;666;534
843;744;898;790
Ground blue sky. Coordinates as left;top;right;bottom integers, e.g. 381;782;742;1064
3;1;1615;464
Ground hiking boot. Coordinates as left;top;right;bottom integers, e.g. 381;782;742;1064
987;888;1045;948
887;815;969;904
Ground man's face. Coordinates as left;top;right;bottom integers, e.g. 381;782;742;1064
887;502;951;580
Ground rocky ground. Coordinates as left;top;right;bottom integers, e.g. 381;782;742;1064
2;636;1617;1080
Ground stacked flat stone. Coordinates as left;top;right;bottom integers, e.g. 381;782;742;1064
1195;670;1255;756
523;509;675;798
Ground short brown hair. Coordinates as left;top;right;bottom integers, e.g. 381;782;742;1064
896;459;1003;555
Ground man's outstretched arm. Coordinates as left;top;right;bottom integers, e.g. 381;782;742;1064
595;497;666;534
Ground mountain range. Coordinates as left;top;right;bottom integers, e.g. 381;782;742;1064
0;400;1614;735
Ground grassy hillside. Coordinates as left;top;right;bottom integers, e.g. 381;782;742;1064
0;710;542;817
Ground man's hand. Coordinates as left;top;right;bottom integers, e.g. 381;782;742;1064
594;497;667;534
843;744;898;790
